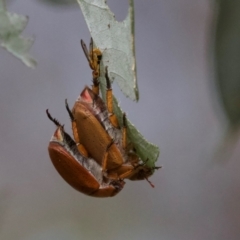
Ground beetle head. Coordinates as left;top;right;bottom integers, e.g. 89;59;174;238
128;160;161;188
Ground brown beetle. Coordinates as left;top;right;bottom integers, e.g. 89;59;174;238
46;110;125;197
65;41;159;186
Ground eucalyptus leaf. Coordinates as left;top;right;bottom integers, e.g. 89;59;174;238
0;0;36;68
77;0;138;101
215;0;240;128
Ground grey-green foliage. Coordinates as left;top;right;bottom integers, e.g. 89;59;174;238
77;0;138;101
0;0;36;68
215;1;240;129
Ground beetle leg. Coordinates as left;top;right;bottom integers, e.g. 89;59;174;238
81;38;102;71
92;78;100;96
46;109;62;127
89;38;102;79
105;167;133;181
101;139;131;181
102;139;114;172
75;143;89;158
105;66;119;128
122;113;127;149
90;37;100;95
117;168;135;179
107;163;141;180
65;99;89;157
81;38;102;95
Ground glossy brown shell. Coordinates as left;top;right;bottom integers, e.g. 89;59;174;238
48;127;124;197
72;100;124;170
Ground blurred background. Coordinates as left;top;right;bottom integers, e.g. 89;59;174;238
1;0;240;239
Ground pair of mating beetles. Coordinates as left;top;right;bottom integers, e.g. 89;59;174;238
47;39;158;197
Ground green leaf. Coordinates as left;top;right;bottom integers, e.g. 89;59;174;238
215;1;240;129
0;0;36;68
77;0;138;101
113;99;160;169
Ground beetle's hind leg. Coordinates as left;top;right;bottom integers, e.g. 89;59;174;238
65;99;89;157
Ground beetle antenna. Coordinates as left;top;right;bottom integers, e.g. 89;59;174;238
145;177;155;188
65;99;74;121
105;66;111;89
46;109;62;127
